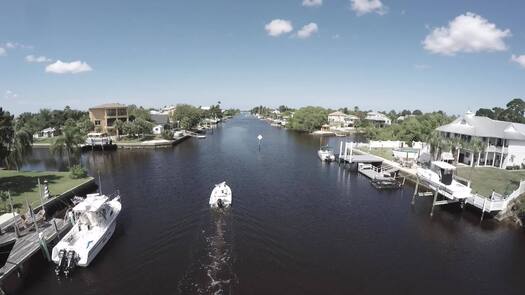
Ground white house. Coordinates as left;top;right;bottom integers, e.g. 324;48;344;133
365;112;391;127
34;127;57;139
436;111;525;169
152;124;164;135
328;111;359;128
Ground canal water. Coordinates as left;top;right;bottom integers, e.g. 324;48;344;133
14;116;525;294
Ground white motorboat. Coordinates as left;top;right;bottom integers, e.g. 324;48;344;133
318;146;336;162
416;161;472;200
52;193;122;276
209;182;232;209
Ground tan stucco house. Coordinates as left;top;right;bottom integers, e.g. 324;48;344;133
89;103;128;135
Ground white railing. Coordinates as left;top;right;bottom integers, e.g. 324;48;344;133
466;180;525;212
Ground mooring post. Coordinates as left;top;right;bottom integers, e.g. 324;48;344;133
38;232;51;262
480;198;486;222
53;219;59;233
430;190;439;217
411;178;420;205
8;191;20;238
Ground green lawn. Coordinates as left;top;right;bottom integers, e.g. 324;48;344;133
33;137;55;144
456;167;525;197
366;148;395;161
0;170;92;213
115;135;159;143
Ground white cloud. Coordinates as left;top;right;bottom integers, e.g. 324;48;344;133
4;90;18;100
302;0;322;7
0;48;5;56
5;42;32;49
45;60;93;74
297;23;319;39
511;55;525;68
423;12;511;55
414;64;431;70
332;34;341;39
350;0;386;16
26;55;53;63
265;19;293;37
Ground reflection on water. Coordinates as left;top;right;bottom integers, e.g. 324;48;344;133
13;116;525;295
178;210;236;294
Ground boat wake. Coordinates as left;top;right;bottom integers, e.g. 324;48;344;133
178;212;237;294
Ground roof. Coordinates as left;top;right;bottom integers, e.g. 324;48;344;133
436;112;525;140
90;103;127;109
432;161;456;170
150;113;169;124
366;112;390;122
73;194;108;212
329;111;347;116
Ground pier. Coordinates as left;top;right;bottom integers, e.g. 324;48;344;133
0;218;71;293
337;142;383;165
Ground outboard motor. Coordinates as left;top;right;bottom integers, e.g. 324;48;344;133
217;198;224;209
63;250;77;277
55;249;67;276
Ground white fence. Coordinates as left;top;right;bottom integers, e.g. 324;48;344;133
466;180;525;213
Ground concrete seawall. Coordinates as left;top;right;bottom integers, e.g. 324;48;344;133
117;135;190;149
33;177;97;213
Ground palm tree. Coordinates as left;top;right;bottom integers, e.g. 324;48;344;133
50;125;85;168
465;137;485;185
450;136;463;164
426;130;446;161
5;128;33;171
114;119;125;140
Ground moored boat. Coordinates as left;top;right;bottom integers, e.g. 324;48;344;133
318;146;336;162
52;193;122;276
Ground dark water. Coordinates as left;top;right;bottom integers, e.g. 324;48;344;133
14;116;525;295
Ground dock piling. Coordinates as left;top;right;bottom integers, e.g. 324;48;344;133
38;232;51;262
411;178;420;205
430;190;438;217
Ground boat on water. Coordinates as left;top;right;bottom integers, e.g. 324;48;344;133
318;146;336;162
52;193;122;276
209;182;232;209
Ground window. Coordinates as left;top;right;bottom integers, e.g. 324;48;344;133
106;109;117;116
117;108;127;116
94;120;101;126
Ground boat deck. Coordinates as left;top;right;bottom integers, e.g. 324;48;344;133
0;218;70;282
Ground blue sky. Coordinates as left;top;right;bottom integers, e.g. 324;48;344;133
1;0;524;115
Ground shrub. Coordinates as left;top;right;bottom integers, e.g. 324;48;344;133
70;164;88;179
161;129;174;140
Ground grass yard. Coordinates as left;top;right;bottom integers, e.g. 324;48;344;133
33;137;55;144
456;167;525;197
366;148;395;161
0;170;92;213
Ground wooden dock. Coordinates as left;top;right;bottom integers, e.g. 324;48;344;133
0;218;71;284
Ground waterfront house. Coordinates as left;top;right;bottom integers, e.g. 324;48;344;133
436;111;525;169
89;103;128;135
328;111;359;128
34;127;57;139
365;112;391;127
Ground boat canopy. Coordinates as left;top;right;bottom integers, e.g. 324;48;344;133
73;194;109;213
431;161;456;171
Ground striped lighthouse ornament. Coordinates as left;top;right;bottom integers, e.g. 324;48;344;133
43;180;50;199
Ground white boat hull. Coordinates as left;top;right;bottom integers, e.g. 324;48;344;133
210;182;232;208
52;195;121;271
318;150;335;162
